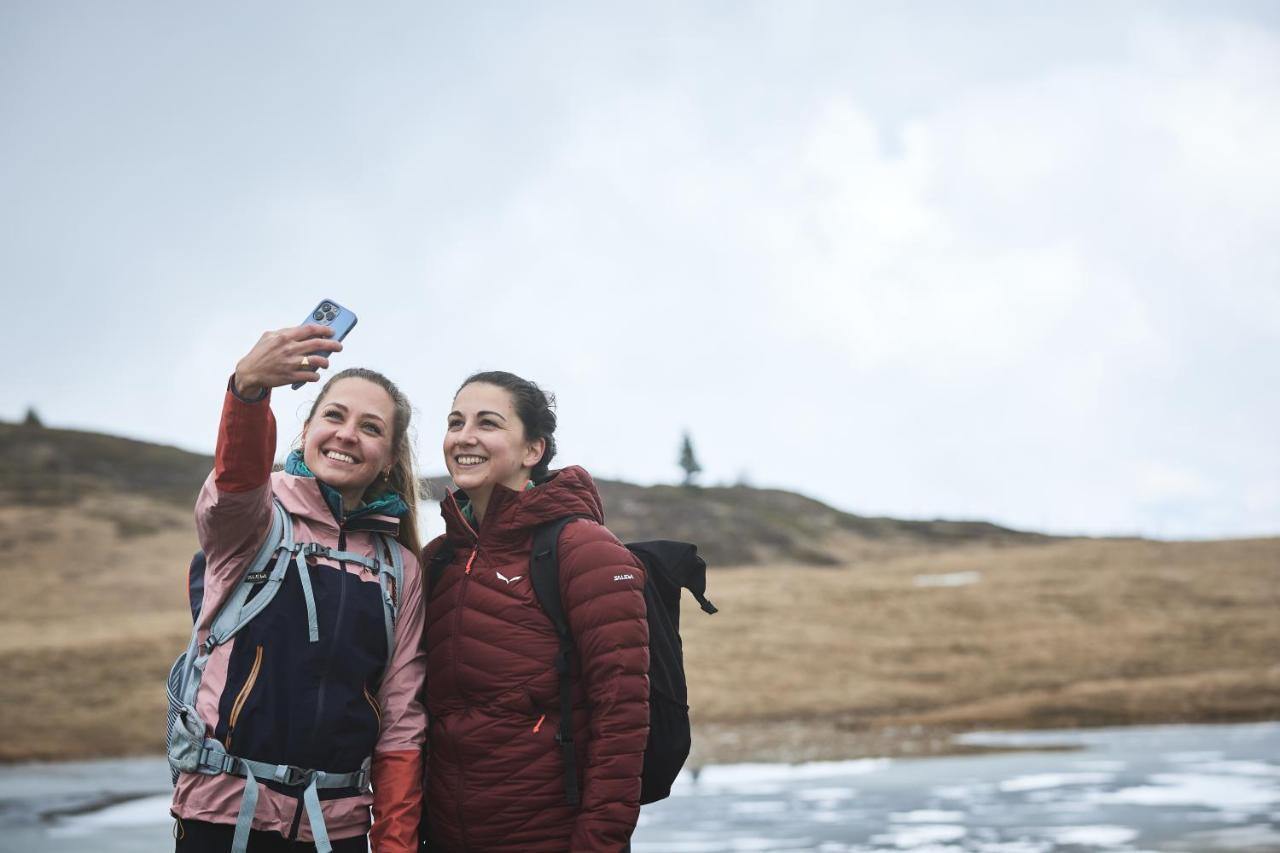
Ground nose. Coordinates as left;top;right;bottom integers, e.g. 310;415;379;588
334;419;358;442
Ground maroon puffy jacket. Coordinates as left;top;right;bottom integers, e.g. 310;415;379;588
422;466;649;852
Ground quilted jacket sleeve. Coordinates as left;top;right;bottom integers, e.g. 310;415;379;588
193;378;278;623
560;522;649;852
370;542;427;853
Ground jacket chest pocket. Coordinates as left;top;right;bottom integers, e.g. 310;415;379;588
225;644;264;753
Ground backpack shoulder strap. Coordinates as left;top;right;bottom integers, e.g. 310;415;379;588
528;516;580;639
203;498;293;653
376;533;405;663
528;515;590;808
425;539;455;601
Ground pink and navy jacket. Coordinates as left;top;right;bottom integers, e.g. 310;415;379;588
169;385;426;851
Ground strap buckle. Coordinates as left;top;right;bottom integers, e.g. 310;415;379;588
274;764;314;787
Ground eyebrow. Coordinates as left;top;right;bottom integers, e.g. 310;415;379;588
448;409;508;422
323;402;387;424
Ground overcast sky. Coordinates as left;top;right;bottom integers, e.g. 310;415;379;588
4;1;1278;539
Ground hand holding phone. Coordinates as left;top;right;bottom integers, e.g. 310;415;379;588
291;300;358;390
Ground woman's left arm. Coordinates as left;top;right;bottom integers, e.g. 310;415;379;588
560;524;650;853
369;543;427;853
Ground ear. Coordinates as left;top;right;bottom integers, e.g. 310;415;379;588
523;437;546;470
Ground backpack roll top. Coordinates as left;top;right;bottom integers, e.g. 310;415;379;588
627;540;715;805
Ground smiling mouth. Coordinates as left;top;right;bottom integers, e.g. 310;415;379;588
455;455;487;467
324;450;359;464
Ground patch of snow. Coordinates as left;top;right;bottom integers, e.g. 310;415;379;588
632;842;732;853
1188;760;1280;777
730;837;814;850
1047;825;1138;847
913;571;982;588
795;786;858;801
1093;774;1280;808
1073;760;1127;772
1165;750;1223;764
890;810;967;823
871;824;967;847
728;800;789;815
998;772;1113;792
969;843;1052;853
932;782;995;800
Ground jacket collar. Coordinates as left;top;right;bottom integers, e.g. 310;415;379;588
441;465;605;548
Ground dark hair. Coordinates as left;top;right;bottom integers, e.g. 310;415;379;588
307;367;421;555
457;370;557;481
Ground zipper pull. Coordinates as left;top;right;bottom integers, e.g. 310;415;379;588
533;713;546;733
464;548;477;574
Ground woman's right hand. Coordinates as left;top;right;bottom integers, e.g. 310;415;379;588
233;324;344;398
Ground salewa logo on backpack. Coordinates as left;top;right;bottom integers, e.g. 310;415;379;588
613;573;635;582
244;570;270;583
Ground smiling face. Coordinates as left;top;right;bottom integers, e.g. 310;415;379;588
302;377;397;508
444;382;545;500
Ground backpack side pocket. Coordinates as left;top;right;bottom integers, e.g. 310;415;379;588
166;652;208;782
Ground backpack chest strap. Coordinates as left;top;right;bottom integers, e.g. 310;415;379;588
298;542;383;573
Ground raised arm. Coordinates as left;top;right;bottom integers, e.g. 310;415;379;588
193;325;344;612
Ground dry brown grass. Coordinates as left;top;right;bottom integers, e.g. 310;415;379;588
1;496;1277;764
681;537;1280;735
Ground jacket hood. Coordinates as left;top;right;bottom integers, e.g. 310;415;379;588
440;465;604;548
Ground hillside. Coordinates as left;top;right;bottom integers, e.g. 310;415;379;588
1;420;1277;765
1;419;1049;565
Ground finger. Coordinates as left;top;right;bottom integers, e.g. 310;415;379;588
293;337;344;354
292;354;322;373
303;355;331;371
290;323;336;340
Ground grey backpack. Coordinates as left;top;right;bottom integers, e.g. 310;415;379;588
166;498;404;853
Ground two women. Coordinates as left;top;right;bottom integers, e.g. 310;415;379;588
177;328;646;852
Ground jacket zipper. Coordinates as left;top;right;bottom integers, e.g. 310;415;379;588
363;684;381;727
225;644;264;752
450;502;479;852
308;529;349;750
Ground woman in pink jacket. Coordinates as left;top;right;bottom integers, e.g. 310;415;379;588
170;324;426;852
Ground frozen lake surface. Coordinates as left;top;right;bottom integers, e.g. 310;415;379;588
0;722;1276;852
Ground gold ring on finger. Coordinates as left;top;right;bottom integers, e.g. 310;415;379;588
300;355;311;369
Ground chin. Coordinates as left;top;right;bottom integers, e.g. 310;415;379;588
449;470;487;491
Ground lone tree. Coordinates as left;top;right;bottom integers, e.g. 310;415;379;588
678;431;702;487
22;406;43;428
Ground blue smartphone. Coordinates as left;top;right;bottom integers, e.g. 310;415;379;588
291;299;358;389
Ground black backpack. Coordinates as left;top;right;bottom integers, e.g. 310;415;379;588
426;516;717;806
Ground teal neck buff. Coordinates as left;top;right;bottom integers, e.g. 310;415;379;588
285;449;409;522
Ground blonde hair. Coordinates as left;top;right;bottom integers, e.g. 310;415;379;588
306;368;422;555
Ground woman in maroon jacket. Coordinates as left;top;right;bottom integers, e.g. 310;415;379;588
421;371;649;852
